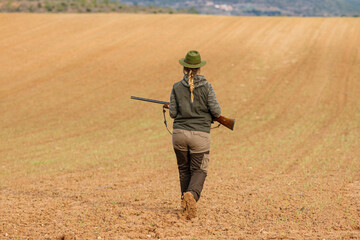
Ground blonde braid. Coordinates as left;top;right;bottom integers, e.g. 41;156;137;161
189;69;195;102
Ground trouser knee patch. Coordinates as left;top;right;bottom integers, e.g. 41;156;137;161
200;153;209;174
190;151;210;174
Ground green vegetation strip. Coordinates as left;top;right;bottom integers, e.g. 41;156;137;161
0;0;197;14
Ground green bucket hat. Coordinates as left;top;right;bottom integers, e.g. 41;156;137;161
179;50;206;68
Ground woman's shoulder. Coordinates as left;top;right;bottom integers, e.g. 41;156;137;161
173;80;184;88
173;75;189;89
194;75;209;87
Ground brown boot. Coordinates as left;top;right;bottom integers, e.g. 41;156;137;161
183;192;197;219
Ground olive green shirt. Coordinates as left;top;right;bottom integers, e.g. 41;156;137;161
169;74;221;133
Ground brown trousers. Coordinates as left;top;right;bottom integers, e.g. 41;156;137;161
172;129;210;201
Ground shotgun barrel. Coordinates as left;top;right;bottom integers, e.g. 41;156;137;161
131;96;170;105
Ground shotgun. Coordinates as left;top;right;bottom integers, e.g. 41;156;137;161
131;96;235;131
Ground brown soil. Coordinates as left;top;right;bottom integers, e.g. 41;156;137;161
1;14;360;239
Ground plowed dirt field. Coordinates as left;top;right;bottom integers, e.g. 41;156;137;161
1;14;360;239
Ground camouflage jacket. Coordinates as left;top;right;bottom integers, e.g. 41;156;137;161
169;74;221;133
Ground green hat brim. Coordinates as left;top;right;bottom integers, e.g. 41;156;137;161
179;58;206;68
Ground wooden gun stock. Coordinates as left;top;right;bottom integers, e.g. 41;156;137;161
214;115;235;131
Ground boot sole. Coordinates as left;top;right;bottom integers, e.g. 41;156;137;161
183;192;197;219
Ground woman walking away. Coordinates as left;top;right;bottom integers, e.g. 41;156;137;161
169;50;221;219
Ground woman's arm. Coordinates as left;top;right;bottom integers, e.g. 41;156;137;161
169;87;178;119
207;82;221;118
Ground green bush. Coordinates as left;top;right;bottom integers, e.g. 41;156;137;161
45;3;53;11
56;3;63;12
188;7;199;14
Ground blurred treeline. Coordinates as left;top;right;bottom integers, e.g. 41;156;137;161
0;0;192;13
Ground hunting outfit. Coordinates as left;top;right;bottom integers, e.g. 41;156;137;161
169;50;221;205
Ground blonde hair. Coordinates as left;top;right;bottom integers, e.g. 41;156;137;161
183;67;200;102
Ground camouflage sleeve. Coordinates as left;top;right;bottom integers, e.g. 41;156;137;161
207;82;221;118
169;87;178;119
